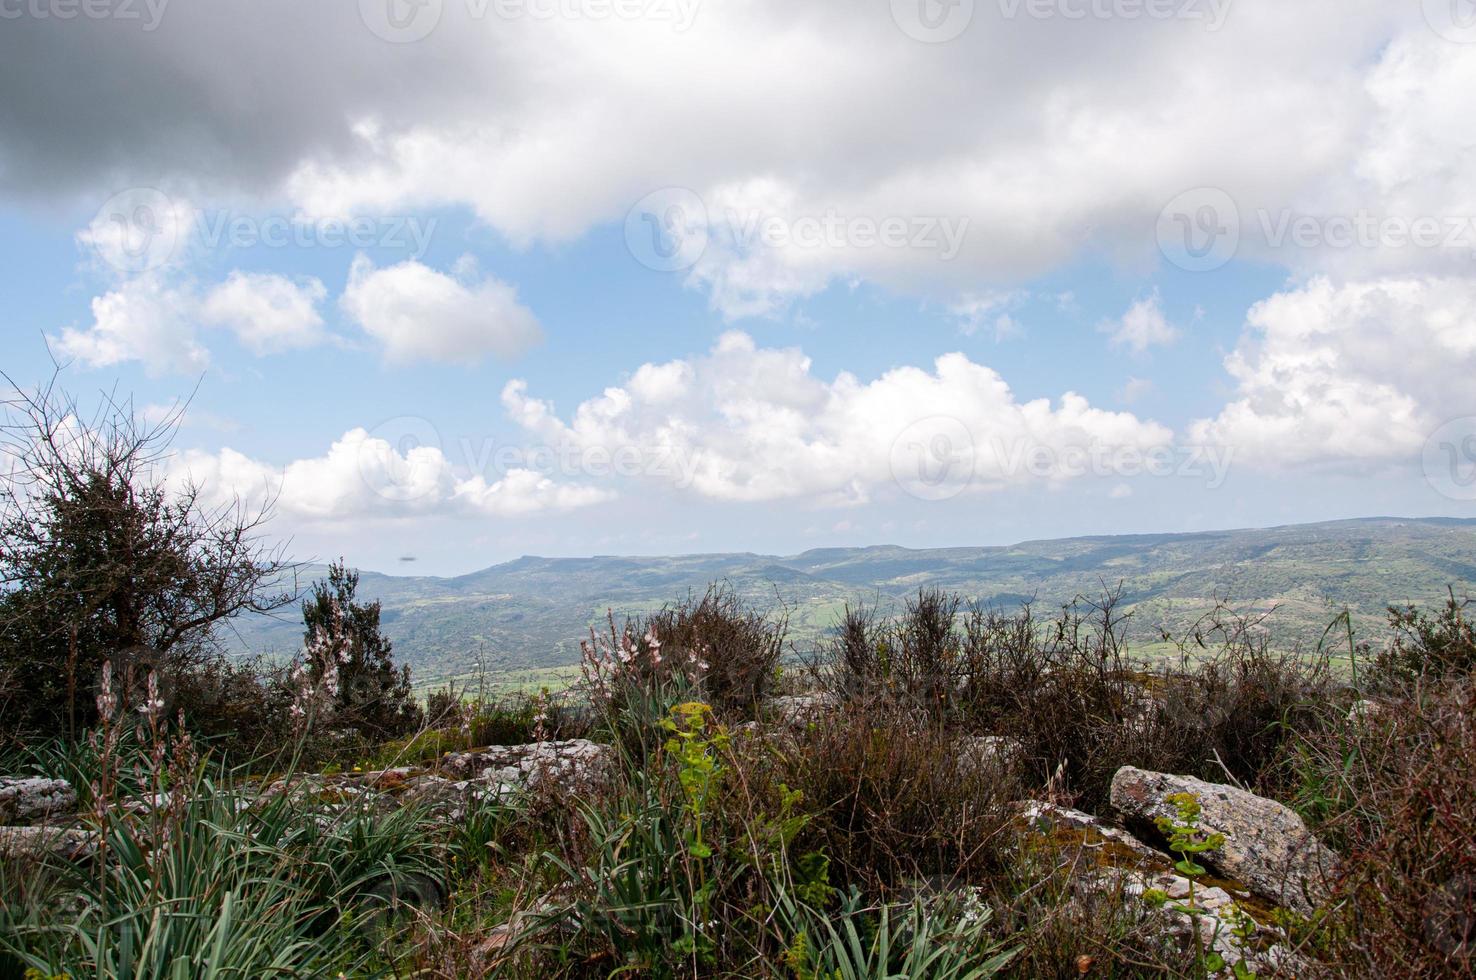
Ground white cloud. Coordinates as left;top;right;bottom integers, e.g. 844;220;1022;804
341;255;542;365
1190;276;1476;467
54;275;208;375
1102;291;1179;353
173;427;611;523
16;5;1476;319
199;272;327;354
54;269;330;374
501;330;1172;504
1118;377;1154;405
951;290;1027;341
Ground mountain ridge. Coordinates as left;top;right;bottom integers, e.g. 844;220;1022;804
229;516;1476;685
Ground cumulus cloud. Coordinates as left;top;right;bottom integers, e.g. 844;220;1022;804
54;271;329;373
501;331;1172;504
54;276;208;375
199;272;328;354
340;255;542;365
173;427;611;523
13;2;1471;315
1102;291;1179;353
1190;276;1476;466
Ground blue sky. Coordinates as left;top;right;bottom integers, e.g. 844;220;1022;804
2;0;1474;574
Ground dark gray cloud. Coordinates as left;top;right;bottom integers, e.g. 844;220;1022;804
0;1;508;201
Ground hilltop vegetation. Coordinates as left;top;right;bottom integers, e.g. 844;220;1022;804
230;518;1476;684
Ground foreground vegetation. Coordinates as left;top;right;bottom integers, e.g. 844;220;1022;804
2;584;1474;978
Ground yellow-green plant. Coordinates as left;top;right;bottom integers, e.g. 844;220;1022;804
660;701;729;964
1151;792;1258;979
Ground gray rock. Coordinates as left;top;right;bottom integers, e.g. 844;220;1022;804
0;825;97;861
765;693;839;728
1346;698;1387;726
1110;766;1338;914
0;777;77;825
441;739;609;796
1016;799;1167;865
958;735;1024;773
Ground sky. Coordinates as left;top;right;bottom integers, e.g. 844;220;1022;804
1;0;1475;575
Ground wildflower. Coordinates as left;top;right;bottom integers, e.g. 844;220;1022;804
137;671;165;721
96;660;118;719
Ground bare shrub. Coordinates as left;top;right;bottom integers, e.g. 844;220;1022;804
636;584;787;718
827;588;1331;812
747;694;1020;891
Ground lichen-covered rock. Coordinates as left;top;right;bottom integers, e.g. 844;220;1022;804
0;825;97;862
440;739;609;796
1016;799;1167;866
1018;799;1300;975
1110;766;1338;914
0;777;77;825
958;735;1024;774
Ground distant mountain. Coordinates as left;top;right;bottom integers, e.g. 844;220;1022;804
227;517;1476;686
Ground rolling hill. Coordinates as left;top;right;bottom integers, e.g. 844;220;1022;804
227;517;1476;687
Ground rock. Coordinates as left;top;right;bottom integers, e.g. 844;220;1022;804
1110;766;1338;914
441;739;609;796
958;735;1024;774
0;777;77;825
1016;799;1168;866
1019;798;1299;976
765;693;839;728
0;825;98;862
399;773;500;820
1346;698;1387;726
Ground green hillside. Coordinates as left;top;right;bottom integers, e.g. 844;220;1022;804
229;517;1476;686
